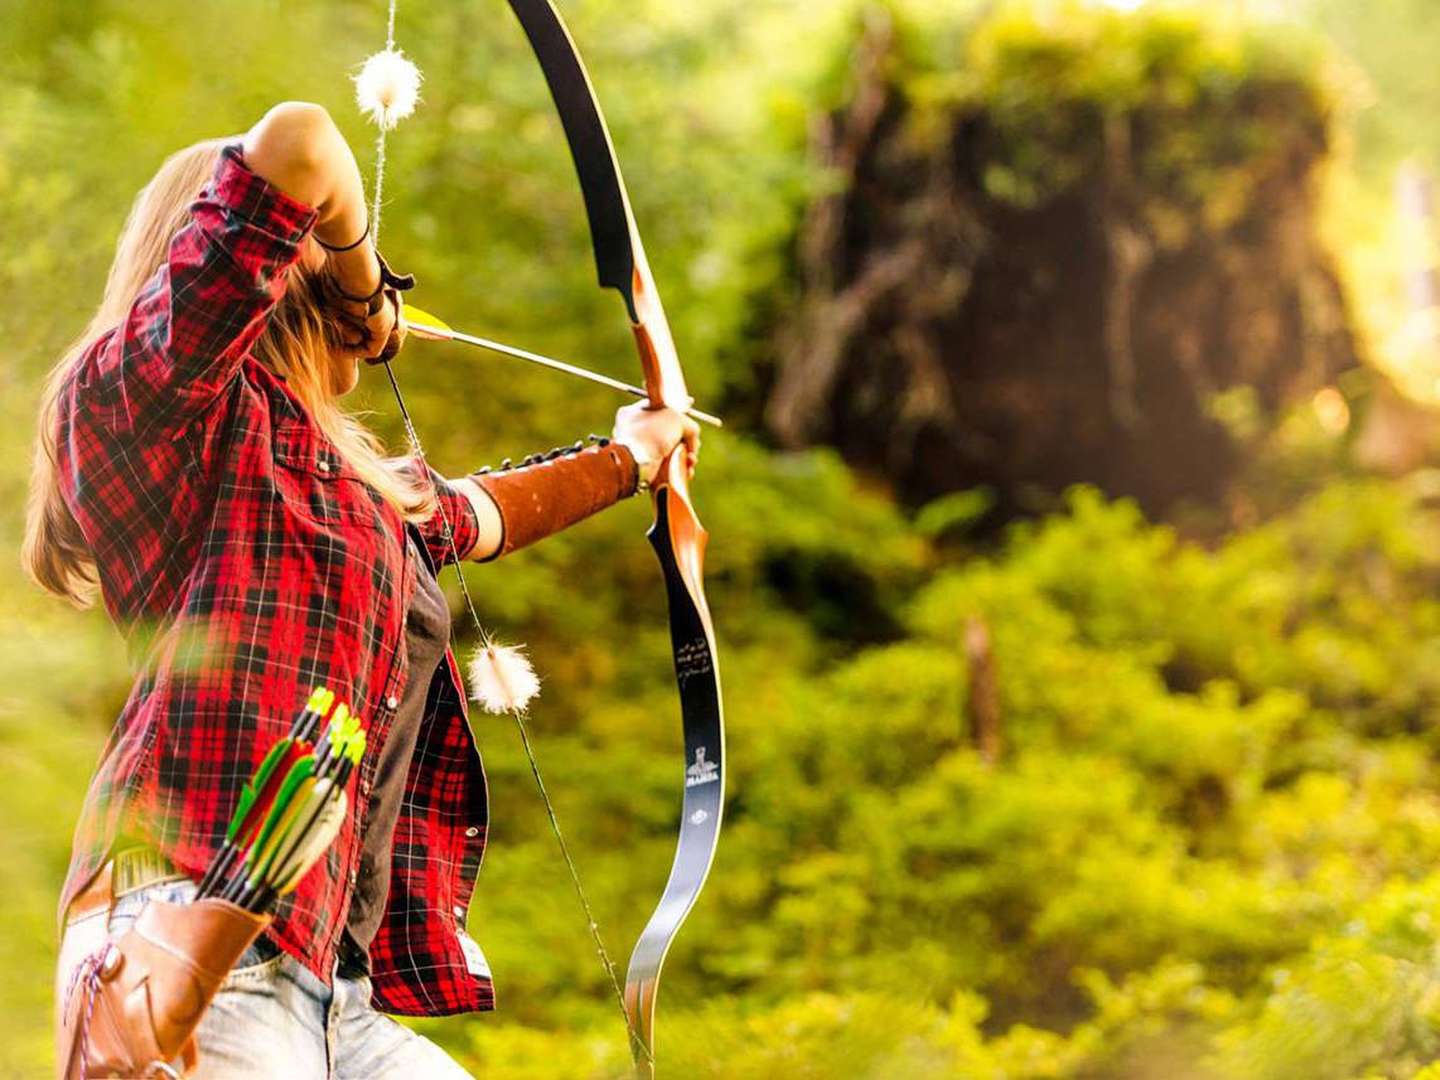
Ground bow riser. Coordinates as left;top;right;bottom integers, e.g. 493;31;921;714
630;258;690;413
659;471;714;634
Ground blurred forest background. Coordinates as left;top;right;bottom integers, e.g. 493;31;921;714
8;0;1440;1076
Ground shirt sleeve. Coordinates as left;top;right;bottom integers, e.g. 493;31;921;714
415;468;482;569
70;142;318;439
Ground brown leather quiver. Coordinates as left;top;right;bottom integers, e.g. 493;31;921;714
58;898;271;1079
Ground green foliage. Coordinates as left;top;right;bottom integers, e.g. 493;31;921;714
429;476;1440;1078
4;1;1440;1078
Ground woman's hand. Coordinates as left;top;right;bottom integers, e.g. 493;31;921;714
324;278;406;364
318;247;414;364
612;402;701;488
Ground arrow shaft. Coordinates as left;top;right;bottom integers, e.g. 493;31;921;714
418;324;723;428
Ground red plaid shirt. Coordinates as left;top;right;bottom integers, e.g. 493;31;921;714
55;144;494;1015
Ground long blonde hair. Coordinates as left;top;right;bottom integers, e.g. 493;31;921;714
23;139;434;606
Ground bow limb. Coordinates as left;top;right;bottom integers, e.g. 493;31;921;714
504;2;726;1073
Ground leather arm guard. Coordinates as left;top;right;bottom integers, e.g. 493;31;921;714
470;436;638;560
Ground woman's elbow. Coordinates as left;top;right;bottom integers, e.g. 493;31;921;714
241;102;338;204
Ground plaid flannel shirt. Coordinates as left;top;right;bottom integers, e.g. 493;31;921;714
55;144;495;1015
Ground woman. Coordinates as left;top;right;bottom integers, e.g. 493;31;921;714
27;101;697;1077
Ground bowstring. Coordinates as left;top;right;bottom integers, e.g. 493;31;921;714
367;1;647;1062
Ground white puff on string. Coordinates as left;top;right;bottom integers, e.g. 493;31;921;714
354;47;422;131
469;642;542;716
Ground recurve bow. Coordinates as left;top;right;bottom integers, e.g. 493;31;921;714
501;4;727;1072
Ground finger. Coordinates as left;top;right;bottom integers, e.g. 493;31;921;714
384;290;406;354
680;417;701;457
366;303;399;361
376;326;403;364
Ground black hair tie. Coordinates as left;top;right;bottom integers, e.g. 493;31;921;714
315;220;371;253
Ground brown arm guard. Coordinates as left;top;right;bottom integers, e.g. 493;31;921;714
471;438;638;560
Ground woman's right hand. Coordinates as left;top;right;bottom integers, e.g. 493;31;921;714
325;277;405;363
321;248;414;363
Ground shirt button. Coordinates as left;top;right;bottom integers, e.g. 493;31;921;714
454;904;467;919
317;460;331;473
386;695;399;710
465;826;479;838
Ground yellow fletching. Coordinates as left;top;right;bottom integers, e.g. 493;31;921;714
403;304;454;339
327;704;351;756
348;728;368;765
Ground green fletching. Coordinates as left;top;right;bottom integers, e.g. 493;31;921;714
246;756;315;878
254;777;321;883
226;737;293;844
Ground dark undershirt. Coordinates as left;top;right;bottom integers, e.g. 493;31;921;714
339;535;452;975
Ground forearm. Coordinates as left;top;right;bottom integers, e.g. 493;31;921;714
454;440;639;562
455;476;504;561
240;103;377;293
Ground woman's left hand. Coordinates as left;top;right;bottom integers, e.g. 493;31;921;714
612;402;701;488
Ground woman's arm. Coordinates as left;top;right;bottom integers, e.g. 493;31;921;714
454;477;505;560
452;402;700;562
75;103;386;440
242;103;381;311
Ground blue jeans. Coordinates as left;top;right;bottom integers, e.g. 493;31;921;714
97;880;474;1079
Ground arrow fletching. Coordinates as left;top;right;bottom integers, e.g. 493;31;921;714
244;757;316;880
199;688;334;899
271;787;349;896
325;704;359;763
204;691;368;912
224;687;333;844
403;303;455;340
294;686;337;743
226;737;290;844
217;696;368;910
254;776;326;884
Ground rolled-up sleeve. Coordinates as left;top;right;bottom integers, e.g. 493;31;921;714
72;142;318;438
415;468;482;568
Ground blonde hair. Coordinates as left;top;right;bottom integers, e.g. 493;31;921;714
24;138;434;606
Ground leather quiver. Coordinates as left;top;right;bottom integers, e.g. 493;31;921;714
59;898;271;1079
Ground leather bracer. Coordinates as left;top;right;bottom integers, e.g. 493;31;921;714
471;438;638;560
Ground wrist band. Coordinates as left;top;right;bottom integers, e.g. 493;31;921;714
315;219;370;253
323;253;418;320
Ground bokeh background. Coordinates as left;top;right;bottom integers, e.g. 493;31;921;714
6;0;1440;1076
